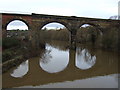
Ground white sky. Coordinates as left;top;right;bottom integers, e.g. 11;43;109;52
0;0;119;29
0;0;119;18
7;20;28;30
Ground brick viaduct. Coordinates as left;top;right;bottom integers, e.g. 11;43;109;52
0;13;120;48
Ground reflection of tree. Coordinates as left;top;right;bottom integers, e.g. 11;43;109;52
77;48;96;66
40;49;52;64
76;47;84;56
84;49;96;66
46;41;69;51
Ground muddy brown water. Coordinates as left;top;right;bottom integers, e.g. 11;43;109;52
2;41;119;88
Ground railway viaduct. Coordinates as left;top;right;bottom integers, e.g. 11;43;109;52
0;13;120;48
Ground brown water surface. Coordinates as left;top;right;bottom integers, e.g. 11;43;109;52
2;41;119;88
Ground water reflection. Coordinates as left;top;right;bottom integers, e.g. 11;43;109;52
3;41;119;88
10;60;29;78
76;48;96;70
40;49;52;64
40;45;69;73
30;74;118;88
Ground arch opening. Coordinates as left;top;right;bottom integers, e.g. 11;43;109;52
6;20;29;30
42;22;65;30
39;22;69;42
40;21;69;31
76;24;103;45
6;20;29;38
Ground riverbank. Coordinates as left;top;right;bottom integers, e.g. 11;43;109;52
2;55;24;73
2;46;45;73
2;37;45;73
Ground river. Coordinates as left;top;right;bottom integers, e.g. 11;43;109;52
2;40;119;88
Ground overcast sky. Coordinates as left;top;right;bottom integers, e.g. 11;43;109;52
0;0;119;30
0;0;119;19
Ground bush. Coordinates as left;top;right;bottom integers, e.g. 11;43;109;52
2;50;14;62
3;37;21;49
101;28;118;49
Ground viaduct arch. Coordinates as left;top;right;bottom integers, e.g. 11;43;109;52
1;13;120;48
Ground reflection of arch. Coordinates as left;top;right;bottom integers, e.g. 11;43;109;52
39;21;70;31
39;45;69;73
5;19;30;30
10;60;29;78
76;48;96;70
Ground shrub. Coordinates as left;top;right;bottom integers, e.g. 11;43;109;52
3;37;21;49
2;50;14;62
